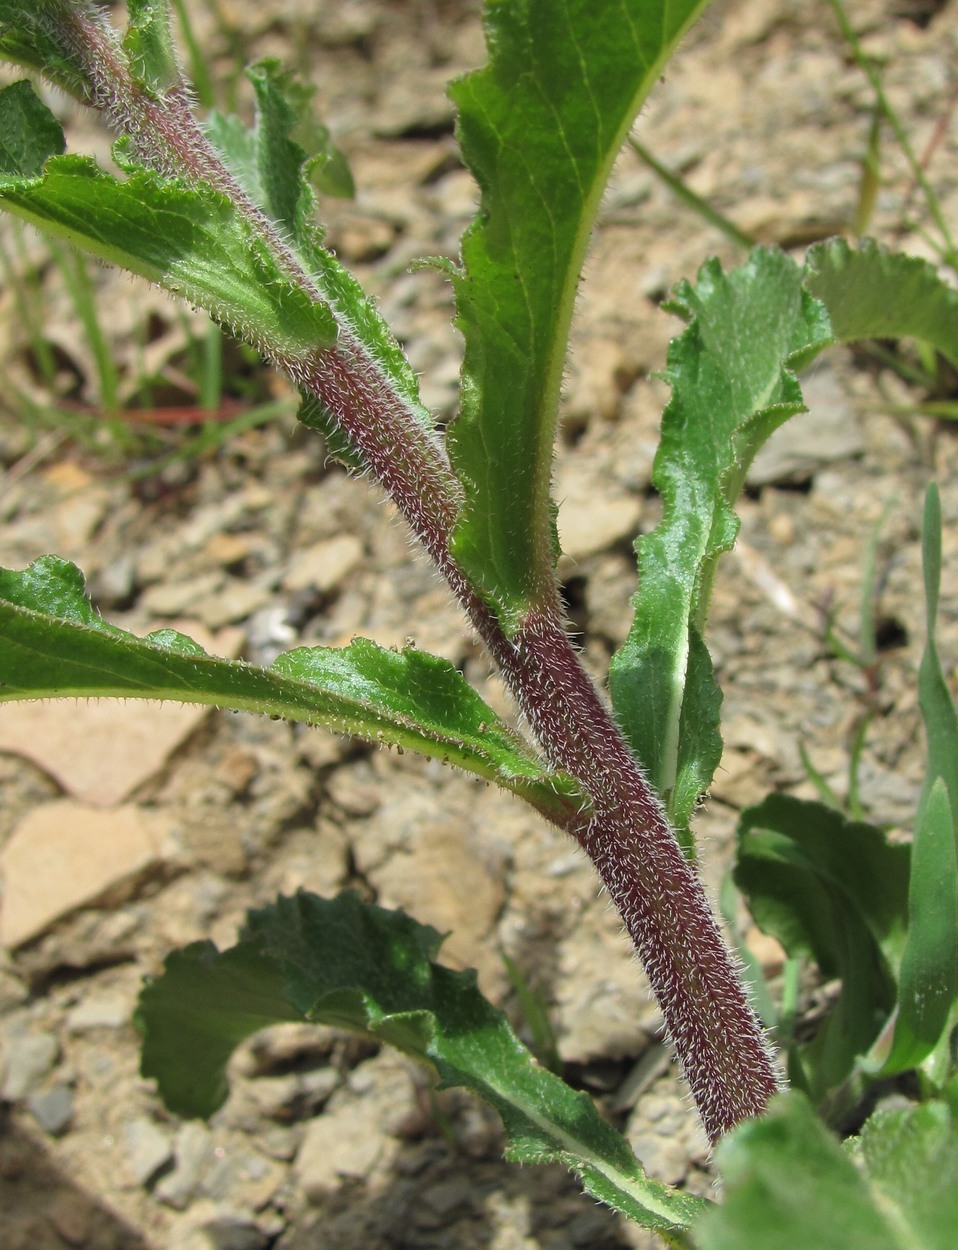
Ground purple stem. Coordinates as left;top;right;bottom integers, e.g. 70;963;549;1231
294;353;781;1145
57;0;782;1142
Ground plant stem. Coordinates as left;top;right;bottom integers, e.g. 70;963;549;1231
360;447;783;1139
56;0;781;1143
467;600;783;1143
284;340;782;1142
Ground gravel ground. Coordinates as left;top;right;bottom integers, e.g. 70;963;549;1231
0;1;957;1247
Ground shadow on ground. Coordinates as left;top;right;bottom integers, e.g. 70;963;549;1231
0;1106;150;1250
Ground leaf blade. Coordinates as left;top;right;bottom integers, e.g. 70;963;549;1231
734;795;909;1101
805;238;958;369
883;485;958;1074
0;556;578;817
0;1;97;103
608;249;832;831
138;891;708;1236
0;79;66;176
694;1090;958;1250
0;113;336;360
447;0;711;630
200;60;434;446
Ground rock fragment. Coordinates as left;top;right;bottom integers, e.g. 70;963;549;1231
0;801;174;948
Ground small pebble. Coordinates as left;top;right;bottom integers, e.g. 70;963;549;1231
124;1116;175;1187
28;1083;74;1135
66;995;130;1033
1;1032;59;1100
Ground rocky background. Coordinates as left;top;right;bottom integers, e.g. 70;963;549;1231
0;0;957;1246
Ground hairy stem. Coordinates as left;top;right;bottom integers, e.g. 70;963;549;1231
283;341;782;1141
428;561;782;1141
53;0;780;1142
489;613;783;1142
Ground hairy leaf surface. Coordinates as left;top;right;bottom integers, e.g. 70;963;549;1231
0;1;96;102
124;0;178;94
806;238;958;368
0;64;421;466
202;58;433;442
734;795;909;1102
608;249;831;832
883;486;958;1074
0;84;335;356
0;557;577;817
0;80;65;176
694;1091;958;1250
138;891;707;1238
448;0;711;632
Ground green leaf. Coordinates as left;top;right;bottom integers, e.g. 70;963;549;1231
850;1098;958;1248
917;484;958;850
308;142;354;201
734;795;909;1101
0;85;336;358
137;941;304;1119
885;780;958;1074
203;61;429;442
124;0;178;95
0;556;579;820
609;249;832;830
223;59;327;250
694;1090;958;1250
0;1;96;103
138;890;707;1238
805;238;958;369
248;59;354;201
0;80;65;177
883;485;958;1074
447;0;712;632
5;11;424;474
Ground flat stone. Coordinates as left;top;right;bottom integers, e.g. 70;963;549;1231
420;1176;475;1219
282;535;364;594
365;819;504;988
37;462;115;555
554;903;662;1063
294;1102;393;1199
196;1212;272;1250
0;801;173;948
564;338;634;426
155;1122;216;1210
336;216;396;262
28;1083;74;1134
167;1202;275;1250
203;532;257;569
139;572;226;617
627;1078;710;1186
372;71;453;137
66;994;130;1032
556;463;642;563
89;552;136;606
124;1116;175;1187
0;1032;59;1099
194;579;274;630
201;1146;285;1209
